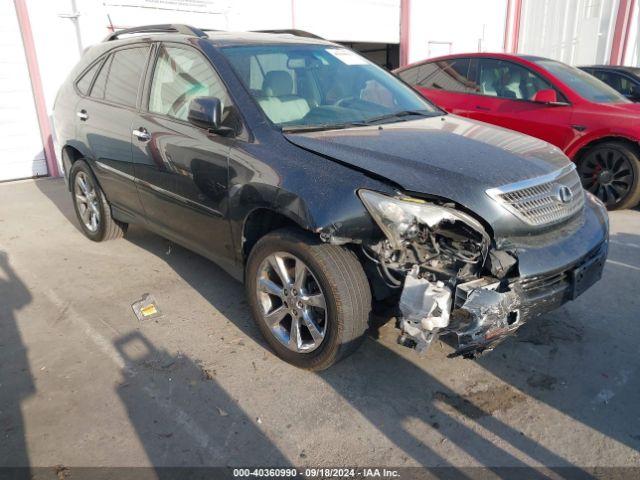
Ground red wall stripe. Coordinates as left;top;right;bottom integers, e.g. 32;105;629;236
504;0;523;54
399;0;410;67
610;0;636;65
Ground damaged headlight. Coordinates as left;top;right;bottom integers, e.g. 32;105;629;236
358;190;489;251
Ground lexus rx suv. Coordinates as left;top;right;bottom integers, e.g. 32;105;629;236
53;25;609;370
395;53;640;210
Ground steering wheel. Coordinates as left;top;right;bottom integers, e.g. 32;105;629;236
334;97;359;108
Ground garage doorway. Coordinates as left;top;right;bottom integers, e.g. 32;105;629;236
338;42;400;70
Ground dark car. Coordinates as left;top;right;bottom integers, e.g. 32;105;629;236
394;54;640;209
580;65;640;102
53;25;609;370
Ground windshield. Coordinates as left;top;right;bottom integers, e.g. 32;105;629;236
535;59;629;104
221;44;440;130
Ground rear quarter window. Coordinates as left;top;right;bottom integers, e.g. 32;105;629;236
90;55;112;99
76;60;103;95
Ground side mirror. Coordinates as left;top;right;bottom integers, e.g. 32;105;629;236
187;97;222;131
629;85;640;101
532;88;558;104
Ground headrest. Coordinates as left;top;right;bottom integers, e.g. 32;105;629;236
263;70;293;97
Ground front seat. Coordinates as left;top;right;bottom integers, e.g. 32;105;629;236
258;70;310;124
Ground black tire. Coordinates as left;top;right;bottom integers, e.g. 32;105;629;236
246;228;372;370
69;160;127;241
577;141;640;210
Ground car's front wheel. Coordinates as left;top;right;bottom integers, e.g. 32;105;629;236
69;160;127;241
246;228;371;370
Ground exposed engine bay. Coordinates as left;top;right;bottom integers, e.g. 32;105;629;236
359;191;522;358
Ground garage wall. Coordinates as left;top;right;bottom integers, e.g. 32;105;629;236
518;0;620;65
294;0;400;43
0;0;46;182
406;0;508;64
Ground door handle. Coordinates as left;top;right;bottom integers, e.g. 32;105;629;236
475;105;491;111
133;128;151;142
77;109;89;121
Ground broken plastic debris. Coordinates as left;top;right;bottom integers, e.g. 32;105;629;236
131;293;162;321
400;273;452;330
398;269;452;353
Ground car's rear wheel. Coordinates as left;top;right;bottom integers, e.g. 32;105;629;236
69;160;127;241
246;228;371;370
577;142;640;210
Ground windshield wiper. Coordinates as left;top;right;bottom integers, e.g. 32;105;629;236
281;123;355;133
357;109;438;125
281;110;438;133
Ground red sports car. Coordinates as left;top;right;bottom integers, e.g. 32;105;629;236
395;53;640;209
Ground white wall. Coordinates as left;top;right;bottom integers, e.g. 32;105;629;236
26;0;401;117
0;0;47;180
407;0;508;64
294;0;400;43
518;0;620;66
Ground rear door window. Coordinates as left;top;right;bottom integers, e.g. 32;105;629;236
102;46;150;107
396;65;420;85
415;59;476;93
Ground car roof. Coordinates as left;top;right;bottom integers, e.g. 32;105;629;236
395;52;555;71
202;30;336;47
103;28;336;49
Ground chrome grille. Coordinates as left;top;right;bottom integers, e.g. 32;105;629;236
486;164;584;227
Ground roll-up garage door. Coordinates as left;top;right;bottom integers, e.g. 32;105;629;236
0;1;47;181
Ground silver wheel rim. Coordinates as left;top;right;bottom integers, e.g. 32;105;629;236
74;171;100;233
256;252;328;353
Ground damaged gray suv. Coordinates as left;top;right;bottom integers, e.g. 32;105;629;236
53;25;609;370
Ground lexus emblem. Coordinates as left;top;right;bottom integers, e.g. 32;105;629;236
551;184;573;204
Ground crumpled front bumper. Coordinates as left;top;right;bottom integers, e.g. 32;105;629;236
398;198;609;358
448;238;607;358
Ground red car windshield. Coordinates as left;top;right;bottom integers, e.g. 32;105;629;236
535;59;630;104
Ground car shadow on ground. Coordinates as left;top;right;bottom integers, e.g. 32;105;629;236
120;226;601;475
0;251;34;478
36;178;638;473
111;330;290;473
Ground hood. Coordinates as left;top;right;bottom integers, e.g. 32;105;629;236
285;114;572;234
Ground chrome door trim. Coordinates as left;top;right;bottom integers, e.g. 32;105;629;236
95;161;136;181
95;163;223;218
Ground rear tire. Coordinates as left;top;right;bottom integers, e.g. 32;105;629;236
577;141;640;210
69;160;127;241
246;228;371;370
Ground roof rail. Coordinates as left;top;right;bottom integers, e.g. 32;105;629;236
103;24;208;42
252;29;324;40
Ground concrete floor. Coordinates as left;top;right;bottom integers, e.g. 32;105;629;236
0;177;639;470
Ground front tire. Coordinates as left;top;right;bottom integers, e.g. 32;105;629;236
577;141;640;210
69;160;127;241
246;228;371;370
